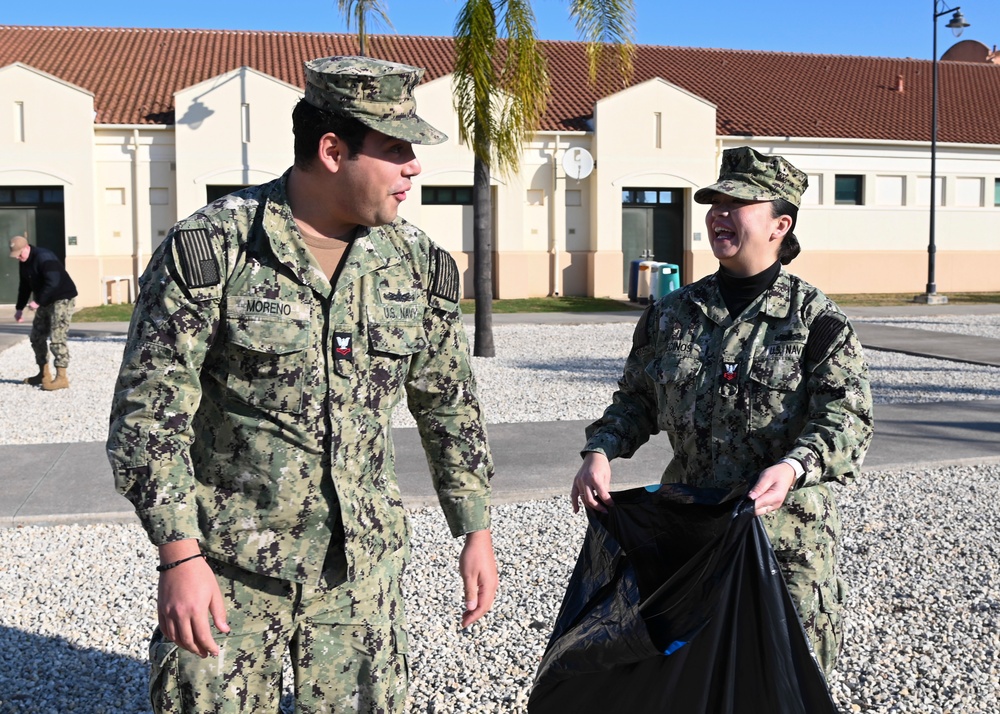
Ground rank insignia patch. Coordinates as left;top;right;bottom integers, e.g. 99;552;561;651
722;363;739;382
334;333;353;362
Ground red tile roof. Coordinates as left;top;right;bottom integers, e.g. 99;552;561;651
2;25;999;144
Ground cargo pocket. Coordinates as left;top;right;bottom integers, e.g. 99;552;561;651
813;577;846;674
225;317;310;414
148;628;180;711
748;352;806;431
366;318;428;411
392;623;411;685
645;351;702;433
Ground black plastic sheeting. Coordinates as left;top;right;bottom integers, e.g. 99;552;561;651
528;484;838;714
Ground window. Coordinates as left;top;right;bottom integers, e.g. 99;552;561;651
834;175;863;205
422;186;473;205
206;185;251;203
0;187;63;206
622;189;679;205
994;179;1000;207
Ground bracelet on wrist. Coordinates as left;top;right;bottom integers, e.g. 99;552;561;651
156;552;206;572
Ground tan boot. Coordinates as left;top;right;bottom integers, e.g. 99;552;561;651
42;367;69;391
23;364;52;386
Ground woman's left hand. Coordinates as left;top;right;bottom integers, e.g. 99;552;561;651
749;462;798;516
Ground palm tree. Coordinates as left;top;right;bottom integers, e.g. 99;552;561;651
454;0;635;356
336;0;393;57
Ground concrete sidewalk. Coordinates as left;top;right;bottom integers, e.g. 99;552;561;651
1;304;998;527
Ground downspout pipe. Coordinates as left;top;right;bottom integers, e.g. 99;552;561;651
549;133;561;297
130;129;142;292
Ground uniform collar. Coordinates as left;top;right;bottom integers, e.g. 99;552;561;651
692;269;793;326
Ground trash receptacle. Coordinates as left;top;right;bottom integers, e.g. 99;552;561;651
636;260;657;304
652;263;680;299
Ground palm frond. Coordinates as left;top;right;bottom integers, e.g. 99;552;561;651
336;0;394;56
568;0;636;85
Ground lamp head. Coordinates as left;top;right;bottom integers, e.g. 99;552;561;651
947;10;970;37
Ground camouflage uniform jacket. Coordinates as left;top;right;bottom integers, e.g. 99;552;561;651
107;172;493;583
584;269;873;551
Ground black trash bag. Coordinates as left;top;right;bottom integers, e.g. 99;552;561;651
528;484;838;714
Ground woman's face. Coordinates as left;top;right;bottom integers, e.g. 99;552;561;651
704;194;790;276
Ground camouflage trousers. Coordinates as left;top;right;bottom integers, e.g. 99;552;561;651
30;297;75;369
762;483;845;676
149;552;409;714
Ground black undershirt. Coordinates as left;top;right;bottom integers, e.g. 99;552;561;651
717;260;782;318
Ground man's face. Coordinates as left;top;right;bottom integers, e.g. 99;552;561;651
335;129;421;229
12;246;29;262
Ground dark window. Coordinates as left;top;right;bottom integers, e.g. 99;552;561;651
14;189;40;204
206;185;251;203
422;186;473;205
994;178;1000;207
622;189;679;205
835;175;864;205
43;188;64;203
0;187;63;206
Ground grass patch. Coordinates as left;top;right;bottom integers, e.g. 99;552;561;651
459;296;639;314
828;292;1000;306
73;304;134;322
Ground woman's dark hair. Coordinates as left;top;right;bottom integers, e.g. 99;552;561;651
292;99;369;168
771;198;801;265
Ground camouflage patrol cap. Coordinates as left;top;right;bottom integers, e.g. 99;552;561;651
303;56;447;145
694;146;808;207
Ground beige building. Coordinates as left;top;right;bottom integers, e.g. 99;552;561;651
1;26;999;308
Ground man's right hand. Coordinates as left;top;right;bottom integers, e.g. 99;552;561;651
157;540;230;658
13;310;22;323
571;452;614;514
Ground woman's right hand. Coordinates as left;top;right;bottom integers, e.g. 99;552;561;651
571;452;614;514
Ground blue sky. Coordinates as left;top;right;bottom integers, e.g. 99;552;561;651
6;0;998;60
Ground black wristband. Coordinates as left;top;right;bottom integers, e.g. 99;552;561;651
156;553;206;572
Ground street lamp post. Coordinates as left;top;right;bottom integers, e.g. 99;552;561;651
917;1;969;305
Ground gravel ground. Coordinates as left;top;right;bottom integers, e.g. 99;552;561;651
1;315;998;712
1;464;999;713
2;320;1000;444
852;314;1000;340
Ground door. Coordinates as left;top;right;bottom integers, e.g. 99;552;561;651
0;186;66;305
621;189;685;292
0;208;35;304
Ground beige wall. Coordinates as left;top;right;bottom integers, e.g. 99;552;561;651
174;67;298;219
0;63;101;305
92;127;175;303
592;78;719;297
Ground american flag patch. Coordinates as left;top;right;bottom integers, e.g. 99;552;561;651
175;228;220;288
430;246;460;303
